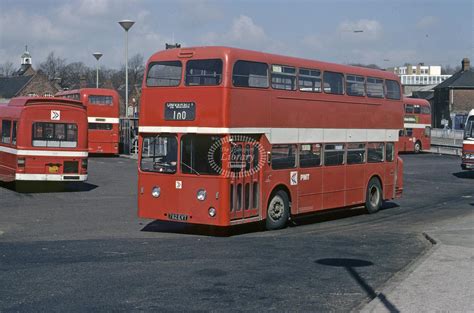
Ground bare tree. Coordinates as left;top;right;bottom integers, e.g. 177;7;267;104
0;61;15;77
127;53;145;87
39;52;66;80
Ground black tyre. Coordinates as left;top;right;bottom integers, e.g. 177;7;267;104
266;190;289;230
365;178;382;214
414;141;422;153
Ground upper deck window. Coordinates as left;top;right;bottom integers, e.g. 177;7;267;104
32;122;78;148
147;61;182;87
421;105;431;114
271;65;296;90
323;71;344;95
232;60;268;88
298;68;321;92
386;79;401;100
367;77;384;98
405;104;414;114
185;59;222;86
346;75;365;96
1;120;11;144
89;95;113;105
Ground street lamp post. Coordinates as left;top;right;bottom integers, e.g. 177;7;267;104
92;52;103;88
118;20;135;117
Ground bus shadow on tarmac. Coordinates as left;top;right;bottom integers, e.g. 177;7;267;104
0;181;98;193
141;202;400;237
453;171;474;179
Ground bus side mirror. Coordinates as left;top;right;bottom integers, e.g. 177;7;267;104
267;151;272;165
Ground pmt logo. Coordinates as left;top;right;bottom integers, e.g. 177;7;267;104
51;110;60;121
208;135;266;178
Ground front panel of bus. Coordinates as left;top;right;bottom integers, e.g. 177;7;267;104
15;105;88;181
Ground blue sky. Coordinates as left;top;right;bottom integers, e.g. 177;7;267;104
0;0;472;69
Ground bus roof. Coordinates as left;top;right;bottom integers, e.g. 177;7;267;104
6;97;85;109
403;97;430;106
147;46;400;81
56;88;119;97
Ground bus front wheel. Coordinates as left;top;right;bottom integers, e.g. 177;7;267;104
266;190;289;230
365;178;382;214
414;141;422;153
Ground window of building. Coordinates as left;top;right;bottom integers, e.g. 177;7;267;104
271;144;297;169
366;77;384;98
385;79;401;100
347;143;366;164
271;65;296;90
232;60;268;88
298;68;321;92
367;142;384;162
27;92;37;97
185;59;223;86
89;95;113;105
324;143;345;166
346;75;365;96
1;120;11;144
386;143;395;162
147;61;182;87
299;143;321;167
323;71;344;95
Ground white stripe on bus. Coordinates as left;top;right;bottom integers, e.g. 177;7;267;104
15;174;88;181
88;117;120;124
0;146;88;157
403;123;431;129
138;127;400;144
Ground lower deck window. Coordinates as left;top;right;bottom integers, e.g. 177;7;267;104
324;144;345;166
271;144;297;169
181;135;222;175
32;122;77;148
141;135;177;173
347;143;366;164
368;143;384;162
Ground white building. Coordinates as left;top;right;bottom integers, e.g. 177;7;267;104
391;64;451;86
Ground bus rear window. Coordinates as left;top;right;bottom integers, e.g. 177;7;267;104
89;95;113;105
32;122;77;148
89;123;113;130
147;61;182;87
385;80;401;100
185;59;222;86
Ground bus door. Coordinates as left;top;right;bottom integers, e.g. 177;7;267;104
230;140;260;220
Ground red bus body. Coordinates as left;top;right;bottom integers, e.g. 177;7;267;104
461;109;474;170
399;98;431;153
0;97;88;182
137;46;404;228
56;88;120;155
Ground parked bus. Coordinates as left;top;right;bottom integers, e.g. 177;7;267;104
138;46;404;230
56;88;120;155
399;98;431;153
461;109;474;170
0;97;88;182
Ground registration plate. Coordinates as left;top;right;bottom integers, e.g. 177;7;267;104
164;102;195;121
48;165;59;173
167;213;189;221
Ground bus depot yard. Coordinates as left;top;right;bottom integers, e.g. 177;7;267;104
0;154;472;312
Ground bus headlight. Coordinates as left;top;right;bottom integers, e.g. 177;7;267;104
208;207;216;217
197;189;207;201
151;186;161;198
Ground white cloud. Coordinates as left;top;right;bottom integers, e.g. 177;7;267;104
416;16;438;29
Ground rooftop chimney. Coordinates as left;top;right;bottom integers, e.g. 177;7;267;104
462;58;470;71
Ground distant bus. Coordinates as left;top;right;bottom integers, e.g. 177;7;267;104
56;88;120;155
399;98;431;153
461;109;474;170
137;46;404;230
0;97;88;182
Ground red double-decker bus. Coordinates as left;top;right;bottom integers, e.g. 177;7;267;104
399;98;431;153
138;46;404;230
56;88;120;155
0;97;88;182
461;109;474;170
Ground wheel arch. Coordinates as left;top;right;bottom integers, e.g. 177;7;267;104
266;184;292;217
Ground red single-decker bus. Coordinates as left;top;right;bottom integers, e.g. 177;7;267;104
138;46;404;230
0;97;88;182
399;98;431;153
56;88;120;155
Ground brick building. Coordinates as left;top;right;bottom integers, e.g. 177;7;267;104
433;58;474;129
0;47;59;102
